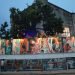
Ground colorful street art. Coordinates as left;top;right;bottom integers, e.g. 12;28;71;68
12;39;20;54
29;38;40;54
39;38;50;53
0;36;75;55
46;58;66;70
0;57;75;71
5;40;12;54
0;39;5;54
20;39;29;54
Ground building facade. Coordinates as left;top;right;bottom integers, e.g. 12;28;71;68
35;0;75;37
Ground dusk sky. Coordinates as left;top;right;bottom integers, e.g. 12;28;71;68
0;0;75;27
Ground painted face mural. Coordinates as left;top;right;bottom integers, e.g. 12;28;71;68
38;38;51;53
29;38;40;54
52;37;60;53
20;38;29;54
12;39;20;54
5;40;12;55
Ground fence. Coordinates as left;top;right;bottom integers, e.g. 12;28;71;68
0;57;75;72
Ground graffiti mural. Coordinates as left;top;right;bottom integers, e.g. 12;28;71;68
29;37;40;54
20;38;29;54
12;39;20;54
0;39;5;54
5;40;12;54
0;36;75;55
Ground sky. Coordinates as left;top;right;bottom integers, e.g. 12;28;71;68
0;0;75;27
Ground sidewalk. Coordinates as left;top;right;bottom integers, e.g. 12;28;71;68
0;69;75;75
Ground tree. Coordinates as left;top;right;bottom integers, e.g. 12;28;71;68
41;4;64;36
24;2;64;36
10;8;22;38
10;1;64;38
10;7;35;38
0;22;11;39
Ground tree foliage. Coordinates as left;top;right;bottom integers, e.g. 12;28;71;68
0;22;11;39
10;2;64;38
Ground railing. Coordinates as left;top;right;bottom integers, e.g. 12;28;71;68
0;53;75;59
0;56;75;72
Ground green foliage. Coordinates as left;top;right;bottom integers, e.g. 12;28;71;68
0;22;11;39
10;8;21;38
10;2;63;38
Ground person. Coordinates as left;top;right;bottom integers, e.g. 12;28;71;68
64;43;71;52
